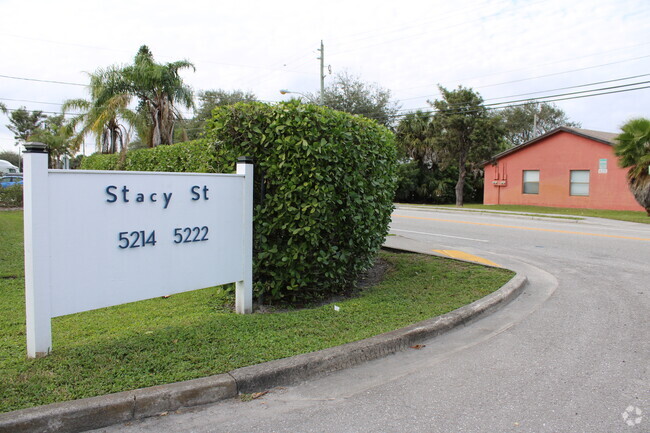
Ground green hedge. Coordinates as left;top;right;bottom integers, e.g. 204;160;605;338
80;102;398;304
0;185;23;208
80;153;121;171
207;101;397;303
81;140;216;173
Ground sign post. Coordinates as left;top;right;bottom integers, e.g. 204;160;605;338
23;145;254;358
23;142;52;358
236;157;253;314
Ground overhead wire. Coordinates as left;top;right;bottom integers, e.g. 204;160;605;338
385;85;650;120
0;97;68;106
481;73;650;101
1;84;647;146
2;79;649;123
397;53;650;102
0;74;85;87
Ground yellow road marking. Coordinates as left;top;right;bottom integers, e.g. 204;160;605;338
394;214;650;242
433;250;501;267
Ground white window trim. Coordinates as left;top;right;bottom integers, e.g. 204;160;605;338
570;170;590;196
523;170;540;195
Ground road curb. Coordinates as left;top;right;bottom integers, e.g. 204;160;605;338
231;273;526;393
394;205;585;223
0;263;527;433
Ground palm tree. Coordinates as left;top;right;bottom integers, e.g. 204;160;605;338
66;46;194;152
63;68;136;154
614;118;650;215
396;110;435;165
116;46;195;147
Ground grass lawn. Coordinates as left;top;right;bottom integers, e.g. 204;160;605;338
0;210;513;413
399;203;649;224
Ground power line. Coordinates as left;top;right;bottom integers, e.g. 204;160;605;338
0;74;86;87
482;80;650;108
0;106;82;116
387;74;650;113
388;84;650;120
398;54;650;102
143;72;650;114
477;55;650;90
484;73;650;101
394;39;650;96
0;97;66;106
2;76;648;129
382;75;650;115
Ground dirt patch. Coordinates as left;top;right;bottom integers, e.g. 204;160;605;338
255;256;392;313
356;257;391;290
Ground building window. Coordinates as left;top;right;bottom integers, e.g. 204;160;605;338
522;170;539;194
570;170;590;196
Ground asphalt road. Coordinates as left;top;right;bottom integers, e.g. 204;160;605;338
92;206;650;433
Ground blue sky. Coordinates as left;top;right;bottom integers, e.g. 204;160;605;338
0;0;648;154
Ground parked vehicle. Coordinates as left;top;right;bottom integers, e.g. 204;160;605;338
0;175;23;188
0;160;20;175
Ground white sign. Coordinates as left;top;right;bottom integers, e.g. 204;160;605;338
598;158;608;174
23;145;253;358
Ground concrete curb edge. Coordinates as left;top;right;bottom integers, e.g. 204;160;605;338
0;267;527;433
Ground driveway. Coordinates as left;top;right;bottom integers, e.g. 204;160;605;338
92;205;650;433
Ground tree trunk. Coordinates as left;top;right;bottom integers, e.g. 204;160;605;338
160;99;174;145
455;153;467;207
629;175;650;216
151;109;161;147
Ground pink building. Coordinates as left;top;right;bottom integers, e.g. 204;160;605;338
483;127;644;212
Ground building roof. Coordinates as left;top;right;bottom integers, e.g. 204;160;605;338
563;127;618;144
484;126;619;166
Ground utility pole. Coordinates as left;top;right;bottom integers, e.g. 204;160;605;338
317;40;325;105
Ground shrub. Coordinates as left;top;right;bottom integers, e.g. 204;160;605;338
206;101;397;303
80;153;121;171
80;140;215;173
0;185;23;208
123;140;217;173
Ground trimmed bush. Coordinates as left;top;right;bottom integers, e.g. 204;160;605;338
0;185;23;208
80;153;121;171
206;101;397;303
80;140;216;173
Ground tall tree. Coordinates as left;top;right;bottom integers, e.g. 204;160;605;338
429;85;505;207
500;102;580;146
4;107;46;144
66;46;194;149
117;46;195;147
0;150;20;167
63;67;136;154
184;89;257;140
396;110;435;165
29;113;74;168
305;72;400;128
614;118;650;215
